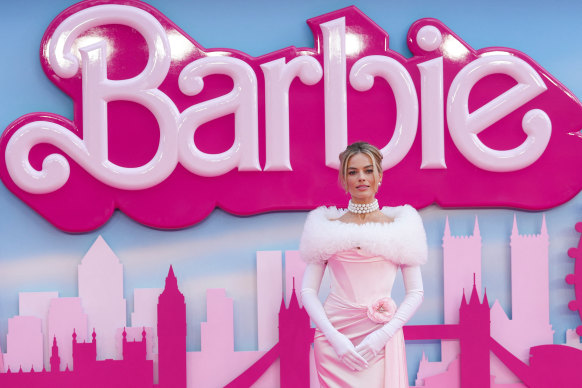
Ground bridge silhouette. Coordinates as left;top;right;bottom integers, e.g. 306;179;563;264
227;277;582;387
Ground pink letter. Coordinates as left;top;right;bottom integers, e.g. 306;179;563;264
261;57;323;171
5;4;179;193
178;56;260;176
321;18;347;169
447;55;551;171
418;57;446;169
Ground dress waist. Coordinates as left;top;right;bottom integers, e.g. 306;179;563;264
325;293;397;325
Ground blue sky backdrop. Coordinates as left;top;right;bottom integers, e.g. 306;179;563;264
1;0;582;382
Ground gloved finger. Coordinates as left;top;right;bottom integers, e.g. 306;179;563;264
341;355;363;371
348;350;369;368
357;348;375;362
355;343;373;354
363;348;377;362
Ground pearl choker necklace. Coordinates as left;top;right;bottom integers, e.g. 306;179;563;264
348;199;379;214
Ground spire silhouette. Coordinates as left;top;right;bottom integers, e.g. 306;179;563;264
157;265;187;388
473;216;480;238
161;266;181;297
541;214;548;236
50;336;60;372
469;274;482;306
512;214;519;237
444;216;451;238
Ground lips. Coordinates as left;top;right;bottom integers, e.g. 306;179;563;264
356;185;369;190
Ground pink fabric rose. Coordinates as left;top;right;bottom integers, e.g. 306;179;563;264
367;297;397;324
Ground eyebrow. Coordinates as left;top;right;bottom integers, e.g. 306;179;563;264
348;165;373;169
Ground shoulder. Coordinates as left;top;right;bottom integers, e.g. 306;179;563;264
302;206;348;231
301;206;347;241
381;204;423;229
381;204;420;219
377;204;427;266
299;206;346;264
305;206;345;221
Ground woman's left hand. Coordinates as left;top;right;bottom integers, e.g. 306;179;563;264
355;329;390;362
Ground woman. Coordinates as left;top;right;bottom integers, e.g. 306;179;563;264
300;142;427;387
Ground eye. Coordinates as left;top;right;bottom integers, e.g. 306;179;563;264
366;169;374;174
348;171;357;175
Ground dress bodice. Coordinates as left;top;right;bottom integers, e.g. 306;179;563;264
327;249;399;306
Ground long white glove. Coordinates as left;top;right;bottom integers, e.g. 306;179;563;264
355;265;424;362
301;262;369;371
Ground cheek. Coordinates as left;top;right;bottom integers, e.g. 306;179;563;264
346;177;357;189
341;177;351;190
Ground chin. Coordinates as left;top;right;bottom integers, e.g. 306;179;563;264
351;194;375;202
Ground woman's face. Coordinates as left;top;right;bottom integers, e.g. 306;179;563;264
344;153;381;204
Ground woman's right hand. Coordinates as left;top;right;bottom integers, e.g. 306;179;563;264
301;263;368;370
326;329;369;371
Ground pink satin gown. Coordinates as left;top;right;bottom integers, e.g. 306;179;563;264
314;249;409;388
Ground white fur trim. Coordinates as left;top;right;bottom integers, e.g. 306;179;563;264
299;205;427;266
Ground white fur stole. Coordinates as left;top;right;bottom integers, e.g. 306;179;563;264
299;205;427;266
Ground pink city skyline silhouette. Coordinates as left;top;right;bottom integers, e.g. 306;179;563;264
0;216;581;386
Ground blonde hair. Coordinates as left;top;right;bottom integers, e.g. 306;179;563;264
338;142;383;190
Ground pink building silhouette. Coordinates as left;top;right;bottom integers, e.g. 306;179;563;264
50;336;60;373
489;215;553;384
225;282;314;387
406;274;582;388
278;281;314;387
458;279;493;387
0;342;4;373
128;288;162;383
0;266;189;387
257;251;283;351
4;316;43;372
415;214;553;387
187;289;272;387
19;291;59;370
0;242;318;388
131;288;162;352
157;266;187;388
407;278;497;387
187;250;315;388
0;326;153;387
416;217;482;383
115;327;156;370
256;250;319;386
47;297;88;371
78;236;127;360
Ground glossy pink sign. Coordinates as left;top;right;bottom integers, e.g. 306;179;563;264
1;0;582;231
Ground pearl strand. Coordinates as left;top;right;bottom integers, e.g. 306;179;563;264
348;199;379;214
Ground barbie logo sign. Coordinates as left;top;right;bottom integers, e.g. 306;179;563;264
1;0;581;231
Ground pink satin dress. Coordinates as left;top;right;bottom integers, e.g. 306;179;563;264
314;249;409;388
